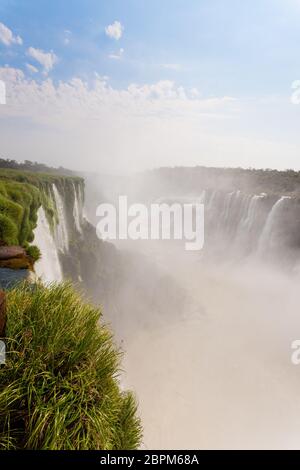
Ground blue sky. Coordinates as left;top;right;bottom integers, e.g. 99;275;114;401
1;0;300;94
0;0;300;171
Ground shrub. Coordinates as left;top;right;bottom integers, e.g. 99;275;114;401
0;283;142;450
26;245;41;262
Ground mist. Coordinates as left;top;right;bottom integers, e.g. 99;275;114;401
82;169;300;449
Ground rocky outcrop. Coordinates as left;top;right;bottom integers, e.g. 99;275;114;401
0;246;26;260
0;246;33;270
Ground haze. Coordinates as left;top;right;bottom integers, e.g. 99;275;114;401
0;0;300;172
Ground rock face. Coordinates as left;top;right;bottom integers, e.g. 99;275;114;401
0;246;26;260
0;290;6;337
0;246;32;270
0;257;32;269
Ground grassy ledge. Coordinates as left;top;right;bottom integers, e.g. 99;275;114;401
0;282;142;450
0;168;84;251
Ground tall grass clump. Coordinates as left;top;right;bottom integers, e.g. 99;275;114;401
0;283;142;450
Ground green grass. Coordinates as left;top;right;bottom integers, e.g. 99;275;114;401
0;283;142;450
0;181;40;246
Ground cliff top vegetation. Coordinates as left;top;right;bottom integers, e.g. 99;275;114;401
0;282;142;449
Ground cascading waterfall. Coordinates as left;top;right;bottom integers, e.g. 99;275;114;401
222;191;235;223
32;182;85;283
258;196;291;254
72;182;83;233
53;185;69;252
234;194;266;243
242;194;266;232
33;207;63;282
198;189;298;261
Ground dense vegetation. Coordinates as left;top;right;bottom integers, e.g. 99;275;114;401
0;282;142;450
144;166;300;197
0;167;84;247
0;158;74;176
0;178;40;246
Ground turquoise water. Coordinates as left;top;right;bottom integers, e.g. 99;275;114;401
0;268;29;290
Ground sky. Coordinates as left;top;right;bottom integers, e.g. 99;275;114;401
0;0;300;172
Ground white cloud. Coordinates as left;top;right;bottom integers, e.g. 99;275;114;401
26;63;39;74
94;72;109;81
63;30;72;45
190;87;200;98
0;68;232;114
162;63;181;71
0;67;299;173
6;69;297;173
0;22;23;46
109;48;124;60
0;66;243;172
26;47;58;74
105;21;124;40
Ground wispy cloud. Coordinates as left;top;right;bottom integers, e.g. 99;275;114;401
26;47;58;75
109;48;124;60
26;63;39;74
0;66;239;171
63;30;72;46
0;22;22;46
105;21;124;40
162;63;181;71
3;65;296;173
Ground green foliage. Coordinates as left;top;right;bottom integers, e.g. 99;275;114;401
0;283;142;450
26;245;41;262
0;179;41;246
0;168;84;248
0;214;18;245
149;165;300;197
0;194;23;228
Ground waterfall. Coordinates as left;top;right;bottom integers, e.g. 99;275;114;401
72;182;83;233
222;191;235;223
199;190;206;204
202;188;293;258
31;180;86;283
53;185;69;252
238;194;265;233
33;207;63;283
258;196;291;254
